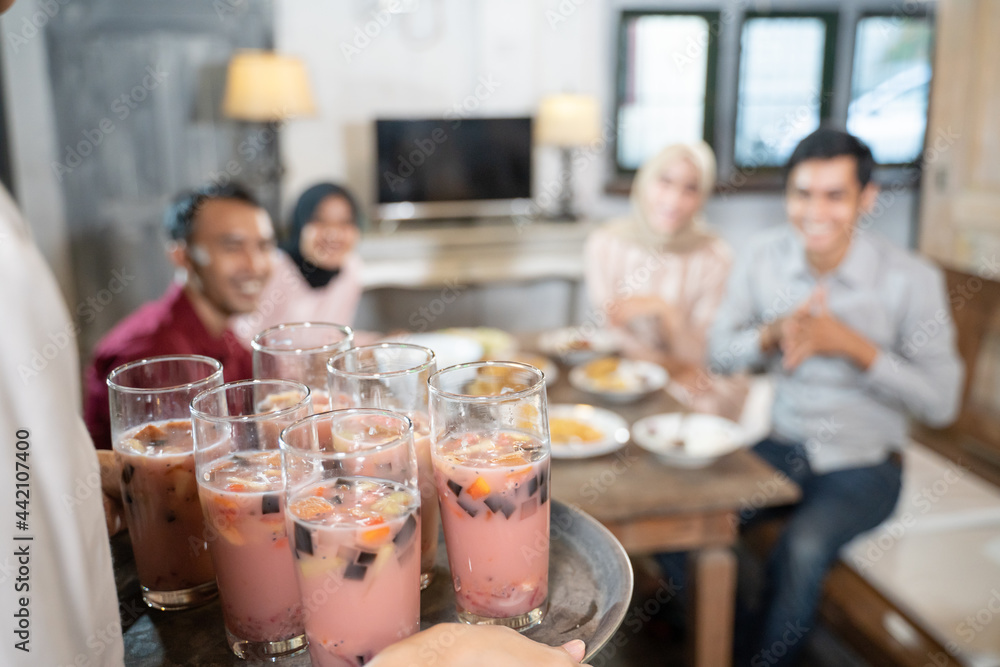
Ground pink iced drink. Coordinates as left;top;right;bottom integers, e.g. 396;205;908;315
117;420;215;594
199;450;304;645
433;431;550;622
410;412;440;586
287;478;421;667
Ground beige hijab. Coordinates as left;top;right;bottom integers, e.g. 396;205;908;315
608;141;718;253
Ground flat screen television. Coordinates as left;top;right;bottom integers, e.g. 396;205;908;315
375;117;533;221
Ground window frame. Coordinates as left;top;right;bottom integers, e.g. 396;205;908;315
608;3;936;194
847;7;935;170
730;10;839;175
613;10;721;178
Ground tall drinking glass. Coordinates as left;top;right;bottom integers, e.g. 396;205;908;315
191;379;312;659
428;362;551;630
327;343;439;590
281;409;421;667
107;354;222;610
251;322;353;412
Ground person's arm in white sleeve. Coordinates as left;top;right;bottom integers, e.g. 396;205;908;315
0;188;124;667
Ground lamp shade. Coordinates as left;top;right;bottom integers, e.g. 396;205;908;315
535;94;601;147
222;50;317;122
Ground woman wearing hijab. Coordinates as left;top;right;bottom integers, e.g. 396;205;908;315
234;182;364;344
584;142;748;419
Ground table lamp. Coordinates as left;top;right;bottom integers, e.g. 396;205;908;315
222;50;316;122
221;50;316;215
536;94;601;220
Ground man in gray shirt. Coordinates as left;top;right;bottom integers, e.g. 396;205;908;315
709;128;963;666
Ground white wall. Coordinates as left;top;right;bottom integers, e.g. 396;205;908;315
274;0;607;220
274;0;917;249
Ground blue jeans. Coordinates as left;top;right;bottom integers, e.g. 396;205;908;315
747;438;902;666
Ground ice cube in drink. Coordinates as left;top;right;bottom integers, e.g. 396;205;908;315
117;419;216;608
199;450;305;657
433;430;550;629
287;478;421;667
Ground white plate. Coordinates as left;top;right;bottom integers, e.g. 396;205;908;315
632;413;750;468
569;358;668;404
538;327;621;365
438;327;517;359
548;404;630;459
381;333;484;371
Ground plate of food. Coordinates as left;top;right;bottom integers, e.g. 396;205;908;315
631;412;750;468
538;327;621;365
547;404;630;459
569;357;668;404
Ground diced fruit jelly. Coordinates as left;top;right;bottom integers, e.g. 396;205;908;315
198;450;303;644
286;478;421;667
433;430;550;621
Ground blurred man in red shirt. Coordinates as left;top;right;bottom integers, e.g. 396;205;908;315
84;184;274;450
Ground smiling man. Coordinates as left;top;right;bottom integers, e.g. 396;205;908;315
709;128;963;665
84;183;274;450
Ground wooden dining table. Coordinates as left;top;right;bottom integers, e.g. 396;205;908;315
538;348;801;667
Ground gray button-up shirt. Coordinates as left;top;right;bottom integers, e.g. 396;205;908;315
708;226;963;473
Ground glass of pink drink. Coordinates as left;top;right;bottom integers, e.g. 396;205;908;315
251;322;353;413
328;343;440;590
191;379;312;659
107;354;223;610
280;409;421;667
429;361;551;631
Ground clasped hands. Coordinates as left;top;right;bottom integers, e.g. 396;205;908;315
762;287;877;371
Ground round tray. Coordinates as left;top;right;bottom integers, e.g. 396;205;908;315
119;501;632;664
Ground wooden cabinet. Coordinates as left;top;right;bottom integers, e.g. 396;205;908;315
919;0;1000;270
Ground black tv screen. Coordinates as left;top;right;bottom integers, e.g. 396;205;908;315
376;118;532;204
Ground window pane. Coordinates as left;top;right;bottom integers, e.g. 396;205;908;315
848;16;933;165
735;18;827;168
617;15;709;170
